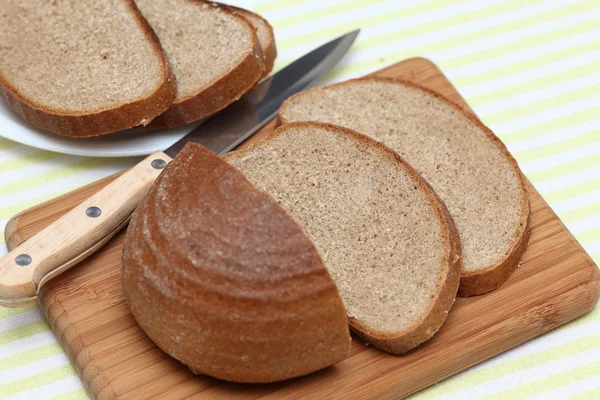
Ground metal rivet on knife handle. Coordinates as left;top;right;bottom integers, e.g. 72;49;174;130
86;206;102;218
15;254;32;267
151;159;167;170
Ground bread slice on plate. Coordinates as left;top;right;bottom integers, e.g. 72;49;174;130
136;0;265;128
227;5;277;76
0;0;176;138
225;122;461;354
278;78;531;296
122;140;350;383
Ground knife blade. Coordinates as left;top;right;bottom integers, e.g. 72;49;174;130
0;30;359;307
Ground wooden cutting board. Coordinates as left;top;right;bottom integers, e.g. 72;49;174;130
5;58;600;400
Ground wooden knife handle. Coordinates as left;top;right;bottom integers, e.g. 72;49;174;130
0;151;172;307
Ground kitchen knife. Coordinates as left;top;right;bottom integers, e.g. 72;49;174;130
0;30;359;307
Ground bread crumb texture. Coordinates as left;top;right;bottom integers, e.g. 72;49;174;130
0;0;164;113
227;123;446;335
280;79;527;274
136;0;254;102
229;7;273;58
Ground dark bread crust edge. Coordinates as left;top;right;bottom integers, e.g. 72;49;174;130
147;1;265;128
225;121;462;355
277;77;531;297
227;5;277;76
0;0;177;138
349;186;461;354
122;141;350;383
459;210;530;296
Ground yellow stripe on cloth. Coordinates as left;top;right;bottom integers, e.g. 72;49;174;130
562;203;600;225
271;0;385;29
0;186;77;222
0;303;37;320
410;309;600;399
328;0;599;80
45;388;89;400
513;130;600;163
569;387;600;400
0;343;64;372
575;228;600;246
527;154;600;184
544;178;600;204
483;81;600;126
0;151;62;174
501;108;598;142
0;320;51;346
0;157;118;196
0;137;20;152
482;359;600;400
451;35;600;89
468;59;600;106
0;365;78;398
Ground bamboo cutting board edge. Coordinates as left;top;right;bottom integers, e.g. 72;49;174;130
4;57;600;400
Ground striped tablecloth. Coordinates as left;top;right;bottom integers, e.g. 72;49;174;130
1;1;599;399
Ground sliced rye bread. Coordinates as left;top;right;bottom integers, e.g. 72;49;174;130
225;122;461;354
227;5;277;76
278;78;531;296
137;0;265;128
0;0;176;138
122;141;350;383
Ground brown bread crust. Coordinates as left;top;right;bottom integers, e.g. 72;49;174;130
225;122;462;354
147;1;265;128
122;142;350;383
459;211;531;296
349;186;461;353
277;78;531;297
0;0;176;138
226;5;277;76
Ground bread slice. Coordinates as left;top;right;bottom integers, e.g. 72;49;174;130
227;5;277;76
225;122;461;354
122;141;351;383
278;78;531;296
136;0;265;128
0;0;176;138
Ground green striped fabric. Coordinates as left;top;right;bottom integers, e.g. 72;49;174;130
1;0;599;398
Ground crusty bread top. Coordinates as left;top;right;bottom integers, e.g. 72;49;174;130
122;141;350;383
136;0;261;103
279;78;529;277
225;122;459;344
0;0;169;114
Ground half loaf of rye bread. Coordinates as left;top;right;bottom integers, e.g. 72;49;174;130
136;0;265;128
0;0;176;137
225;122;462;354
278;78;530;296
122;141;351;383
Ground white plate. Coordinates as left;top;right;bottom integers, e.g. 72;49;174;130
0;97;201;157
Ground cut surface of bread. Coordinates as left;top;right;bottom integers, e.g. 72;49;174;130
279;78;530;296
137;0;264;128
0;0;176;137
122;142;350;383
227;5;277;76
225;122;461;354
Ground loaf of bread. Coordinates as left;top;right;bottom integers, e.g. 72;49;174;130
122;141;351;383
136;0;265;128
278;78;530;296
225;122;461;354
0;0;176;137
123;122;461;382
